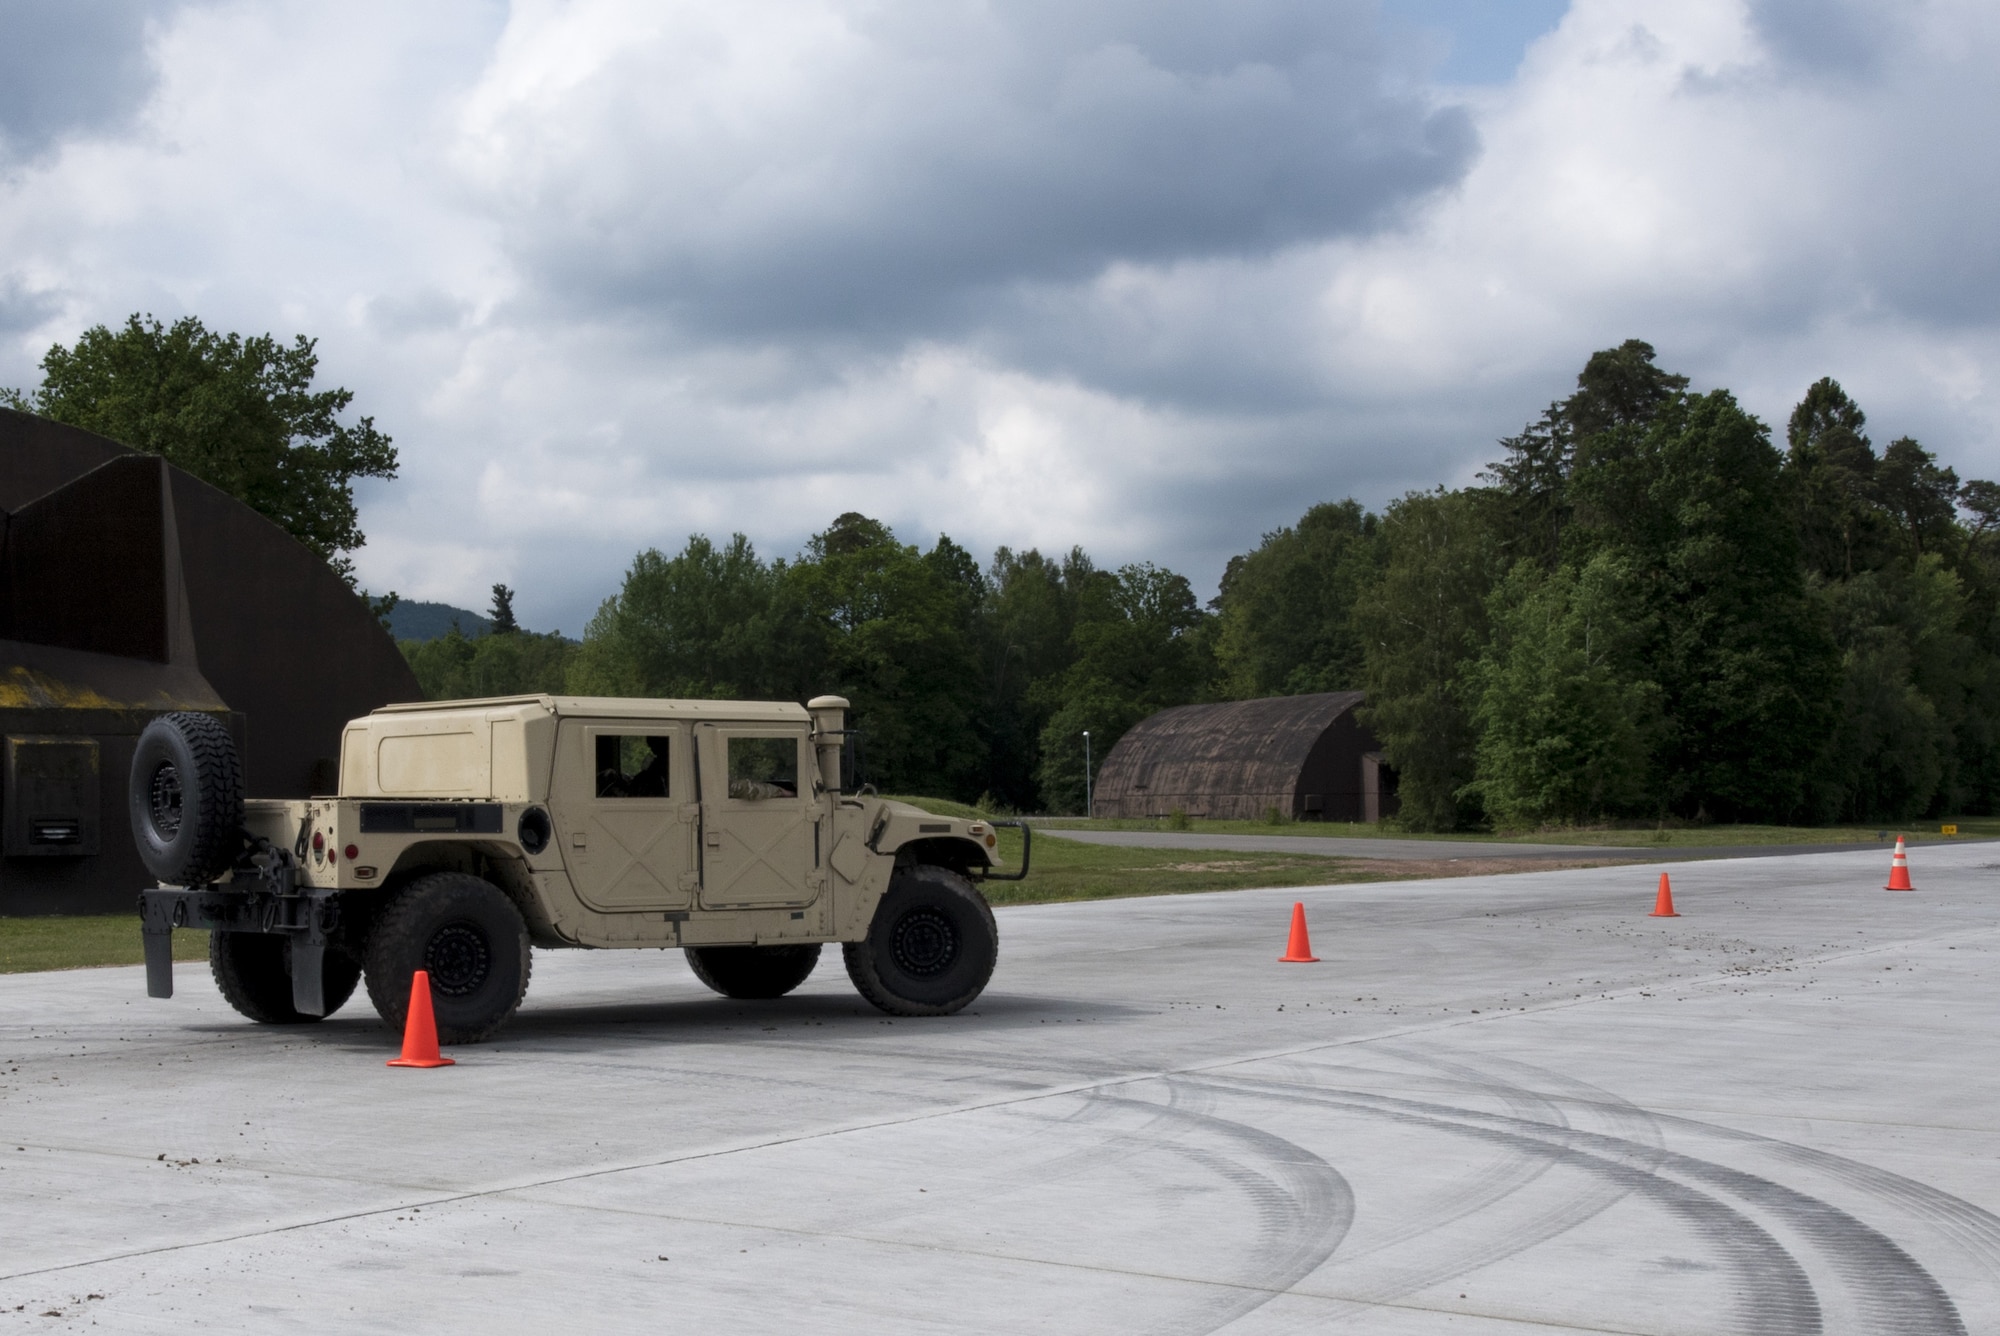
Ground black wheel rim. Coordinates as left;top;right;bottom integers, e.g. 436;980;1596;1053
426;921;493;997
148;762;184;839
890;907;958;978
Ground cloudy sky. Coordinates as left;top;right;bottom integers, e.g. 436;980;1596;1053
3;0;1996;633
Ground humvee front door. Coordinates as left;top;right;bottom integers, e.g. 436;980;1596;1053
550;720;696;911
696;725;817;909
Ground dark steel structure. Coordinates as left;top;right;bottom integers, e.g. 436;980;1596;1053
1091;692;1399;822
0;408;421;914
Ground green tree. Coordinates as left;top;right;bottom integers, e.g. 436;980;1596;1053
3;314;397;582
1876;436;1962;557
1354;489;1497;830
1784;377;1888;579
567;534;783;698
1466;555;1661;826
975;546;1096;809
1483;338;1688;571
1569;388;1840;820
780;514;987;798
402;625;575;700
1034;563;1213;813
489;584;519;634
1211;499;1380;697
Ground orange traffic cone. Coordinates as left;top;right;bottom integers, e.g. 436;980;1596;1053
1886;835;1915;892
1649;872;1680;918
1279;902;1320;962
386;969;455;1068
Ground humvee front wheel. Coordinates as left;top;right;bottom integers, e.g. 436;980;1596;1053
364;872;531;1044
210;933;361;1024
685;944;821;1000
843;865;996;1016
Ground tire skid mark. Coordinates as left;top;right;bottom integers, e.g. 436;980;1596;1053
1085;1084;1356;1336
1241;1055;1669;1317
1390;1050;1669;1154
1660;1115;2000;1280
1413;1050;2000;1295
1206;1073;1966;1336
1189;1073;1820;1336
1258;1055;1635;1272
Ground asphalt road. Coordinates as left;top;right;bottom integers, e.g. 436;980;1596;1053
2;844;1995;1333
1037;827;1989;862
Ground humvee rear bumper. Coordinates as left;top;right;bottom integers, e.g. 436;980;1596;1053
139;880;343;1017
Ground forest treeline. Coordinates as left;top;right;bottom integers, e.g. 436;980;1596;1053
404;340;2000;829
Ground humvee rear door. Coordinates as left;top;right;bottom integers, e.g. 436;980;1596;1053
695;725;816;909
549;719;695;912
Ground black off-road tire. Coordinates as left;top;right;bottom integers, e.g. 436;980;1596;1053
129;712;242;886
843;865;997;1016
209;933;361;1025
685;943;822;1000
363;872;531;1044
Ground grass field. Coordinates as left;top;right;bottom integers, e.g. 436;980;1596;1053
0;915;207;975
900;801;1997;848
879;797;1624;905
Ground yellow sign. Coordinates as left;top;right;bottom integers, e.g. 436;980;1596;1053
1941;824;1959;835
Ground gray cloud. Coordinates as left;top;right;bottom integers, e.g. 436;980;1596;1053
1746;0;1902;80
476;1;1475;344
0;278;57;338
0;1;176;160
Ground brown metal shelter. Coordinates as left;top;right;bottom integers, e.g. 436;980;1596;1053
1091;692;1398;822
0;408;421;914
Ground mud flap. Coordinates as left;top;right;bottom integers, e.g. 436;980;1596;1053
288;940;327;1018
143;923;175;999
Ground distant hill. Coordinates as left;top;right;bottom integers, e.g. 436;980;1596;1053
388;600;492;642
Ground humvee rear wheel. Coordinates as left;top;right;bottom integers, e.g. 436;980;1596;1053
209;933;361;1024
843;865;997;1017
684;944;821;1000
364;872;531;1044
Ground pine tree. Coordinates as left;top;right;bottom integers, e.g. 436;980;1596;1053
489;584;519;635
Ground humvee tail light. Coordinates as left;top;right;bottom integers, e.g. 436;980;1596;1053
344;845;359;861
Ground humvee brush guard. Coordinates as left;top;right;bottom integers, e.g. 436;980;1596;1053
131;696;1027;1043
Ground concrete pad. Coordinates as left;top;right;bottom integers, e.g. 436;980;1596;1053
2;844;1996;1333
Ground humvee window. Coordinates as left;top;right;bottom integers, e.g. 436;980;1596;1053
727;735;798;800
595;735;671;798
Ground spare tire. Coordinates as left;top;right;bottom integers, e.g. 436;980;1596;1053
129;711;243;886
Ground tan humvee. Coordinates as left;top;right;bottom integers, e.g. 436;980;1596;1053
133;695;1026;1042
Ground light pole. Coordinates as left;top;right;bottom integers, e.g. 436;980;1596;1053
1082;731;1092;819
